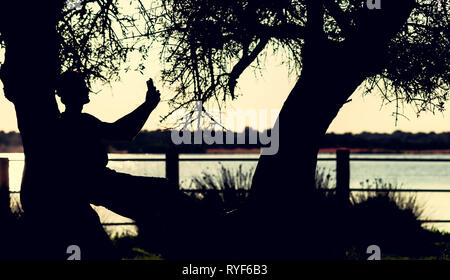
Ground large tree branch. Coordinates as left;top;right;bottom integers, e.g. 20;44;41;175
305;0;326;42
256;23;306;40
228;37;270;98
351;0;416;46
323;0;353;37
344;0;417;75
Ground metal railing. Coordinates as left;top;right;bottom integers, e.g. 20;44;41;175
3;149;450;226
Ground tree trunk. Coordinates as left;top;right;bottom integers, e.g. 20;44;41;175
243;0;416;258
1;1;114;259
245;39;368;258
251;63;364;206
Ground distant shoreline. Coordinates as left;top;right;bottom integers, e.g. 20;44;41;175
207;148;450;154
3;147;450;155
318;148;450;154
4;130;450;155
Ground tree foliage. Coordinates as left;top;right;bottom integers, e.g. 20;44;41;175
55;0;153;86
366;1;449;120
2;0;448;118
146;0;449;118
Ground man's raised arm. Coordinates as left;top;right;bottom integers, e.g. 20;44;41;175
100;79;161;141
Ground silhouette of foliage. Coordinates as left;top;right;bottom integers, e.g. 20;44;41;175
55;0;153;85
3;0;446;118
314;171;440;259
143;0;449;119
364;1;449;120
189;164;253;213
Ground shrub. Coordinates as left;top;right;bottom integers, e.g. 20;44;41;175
188;164;253;213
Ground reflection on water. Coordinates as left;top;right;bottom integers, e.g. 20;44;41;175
3;153;450;235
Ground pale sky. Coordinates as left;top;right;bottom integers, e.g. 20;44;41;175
1;54;449;134
0;1;449;135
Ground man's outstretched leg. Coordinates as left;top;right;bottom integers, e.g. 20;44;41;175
88;168;223;258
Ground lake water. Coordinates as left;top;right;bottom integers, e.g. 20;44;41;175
3;152;450;235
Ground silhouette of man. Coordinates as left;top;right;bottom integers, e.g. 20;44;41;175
55;71;184;213
52;71;194;258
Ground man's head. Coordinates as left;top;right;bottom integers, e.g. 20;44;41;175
56;71;90;111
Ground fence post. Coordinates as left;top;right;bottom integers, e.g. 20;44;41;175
336;149;350;207
165;151;179;187
0;158;10;215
